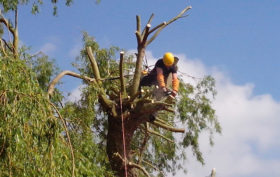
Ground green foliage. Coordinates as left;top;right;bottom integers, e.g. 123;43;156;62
0;0;100;15
178;76;221;164
0;57;71;176
0;49;114;176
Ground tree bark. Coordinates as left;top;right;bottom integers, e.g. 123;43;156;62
106;115;139;177
130;46;146;97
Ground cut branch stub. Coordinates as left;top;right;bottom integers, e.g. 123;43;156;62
119;51;126;95
151;121;185;133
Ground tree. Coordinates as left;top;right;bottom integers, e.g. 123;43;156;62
0;1;113;177
48;5;221;177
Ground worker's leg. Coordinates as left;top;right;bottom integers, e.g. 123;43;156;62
139;75;157;96
140;75;155;87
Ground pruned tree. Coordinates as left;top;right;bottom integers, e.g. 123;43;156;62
48;5;221;177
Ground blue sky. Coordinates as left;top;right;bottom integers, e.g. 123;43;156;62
12;0;280;176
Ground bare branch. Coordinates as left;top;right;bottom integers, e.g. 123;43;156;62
141;13;154;36
1;38;13;52
128;161;151;177
0;39;7;56
148;21;166;35
135;31;141;45
115;153;151;177
86;46;101;83
147;13;155;25
0;17;13;34
15;7;18;32
142;160;165;177
141;101;173;114
119;51;126;95
47;70;96;97
151;120;185;133
0;11;18;57
138;123;150;164
147;129;174;143
154;118;173;127
142;24;151;46
147;5;192;45
136;15;141;33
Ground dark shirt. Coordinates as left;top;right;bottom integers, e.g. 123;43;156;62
149;59;177;79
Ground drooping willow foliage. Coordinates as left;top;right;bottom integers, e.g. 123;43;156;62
0;55;113;176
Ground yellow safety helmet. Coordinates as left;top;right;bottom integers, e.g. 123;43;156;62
163;52;174;67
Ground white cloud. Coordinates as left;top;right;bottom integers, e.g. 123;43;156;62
69;42;82;58
65;85;85;103
39;42;56;54
169;54;280;177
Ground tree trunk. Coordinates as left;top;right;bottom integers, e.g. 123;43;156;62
106;115;139;177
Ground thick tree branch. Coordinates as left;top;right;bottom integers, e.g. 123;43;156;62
15;7;18;31
135;31;142;46
0;10;18;57
142;24;151;46
1;38;13;52
86;46;101;83
136;15;142;45
136;15;141;33
141;13;154;37
140;101;173;114
0;17;14;34
0;39;7;56
47;70;96;97
142;160;165;177
151;120;185;133
130;46;145;96
128;161;151;177
147;13;155;26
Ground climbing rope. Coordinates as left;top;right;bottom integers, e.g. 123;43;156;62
119;92;128;177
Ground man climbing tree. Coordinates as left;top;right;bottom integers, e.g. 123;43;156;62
140;52;180;122
140;52;179;97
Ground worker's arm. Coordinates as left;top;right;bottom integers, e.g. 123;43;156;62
172;73;179;96
156;67;166;91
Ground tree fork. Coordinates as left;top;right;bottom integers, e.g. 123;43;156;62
130;5;192;96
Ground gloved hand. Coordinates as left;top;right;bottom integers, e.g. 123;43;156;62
171;90;177;97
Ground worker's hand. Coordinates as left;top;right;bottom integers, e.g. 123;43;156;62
171;90;177;97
